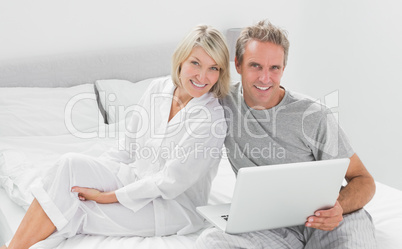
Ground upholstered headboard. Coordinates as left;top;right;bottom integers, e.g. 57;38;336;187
0;42;176;88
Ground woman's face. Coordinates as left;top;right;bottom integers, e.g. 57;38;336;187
179;46;220;98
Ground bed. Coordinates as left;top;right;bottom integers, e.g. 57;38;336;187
1;43;401;249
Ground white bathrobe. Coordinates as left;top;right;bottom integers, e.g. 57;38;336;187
28;76;226;247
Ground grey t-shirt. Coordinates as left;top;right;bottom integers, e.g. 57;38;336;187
221;82;354;174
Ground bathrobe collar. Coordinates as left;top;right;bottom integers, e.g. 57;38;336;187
159;80;215;127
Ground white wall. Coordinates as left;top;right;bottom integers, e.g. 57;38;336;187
0;0;302;60
1;0;401;190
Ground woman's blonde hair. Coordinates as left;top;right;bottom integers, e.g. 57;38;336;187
171;25;230;99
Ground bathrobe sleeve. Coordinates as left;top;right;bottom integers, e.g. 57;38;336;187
115;119;226;212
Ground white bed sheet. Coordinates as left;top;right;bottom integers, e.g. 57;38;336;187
1;133;402;248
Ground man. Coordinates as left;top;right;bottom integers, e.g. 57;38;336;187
195;20;377;248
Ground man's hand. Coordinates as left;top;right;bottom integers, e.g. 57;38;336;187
71;186;118;204
305;200;344;231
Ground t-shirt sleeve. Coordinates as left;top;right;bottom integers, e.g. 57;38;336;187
305;107;355;160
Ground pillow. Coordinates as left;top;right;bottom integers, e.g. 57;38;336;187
95;78;156;124
0;84;101;137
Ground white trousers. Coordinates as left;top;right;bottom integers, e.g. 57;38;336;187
29;153;188;248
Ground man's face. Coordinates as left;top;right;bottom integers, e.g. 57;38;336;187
235;40;285;110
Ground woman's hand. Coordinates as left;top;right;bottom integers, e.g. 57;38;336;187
71;186;118;204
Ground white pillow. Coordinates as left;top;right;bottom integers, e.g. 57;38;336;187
95;78;155;124
0;84;101;136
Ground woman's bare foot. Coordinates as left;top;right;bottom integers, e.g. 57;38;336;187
1;245;7;249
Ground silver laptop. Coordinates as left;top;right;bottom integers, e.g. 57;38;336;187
197;158;350;234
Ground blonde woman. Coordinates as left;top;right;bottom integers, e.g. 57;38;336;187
2;25;230;249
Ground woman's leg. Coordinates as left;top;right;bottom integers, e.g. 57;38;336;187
5;152;113;249
7;199;56;249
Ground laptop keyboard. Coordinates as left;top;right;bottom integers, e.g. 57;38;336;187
221;215;229;221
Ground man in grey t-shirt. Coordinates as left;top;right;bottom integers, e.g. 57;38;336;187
196;20;377;248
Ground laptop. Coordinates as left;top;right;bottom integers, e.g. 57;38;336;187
197;158;350;234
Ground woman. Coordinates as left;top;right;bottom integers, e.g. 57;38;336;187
2;24;230;249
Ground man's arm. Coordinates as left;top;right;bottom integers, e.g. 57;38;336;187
338;153;376;213
306;153;376;231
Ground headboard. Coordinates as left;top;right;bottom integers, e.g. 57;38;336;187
0;42;177;87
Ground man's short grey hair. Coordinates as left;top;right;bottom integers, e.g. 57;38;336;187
236;20;290;67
